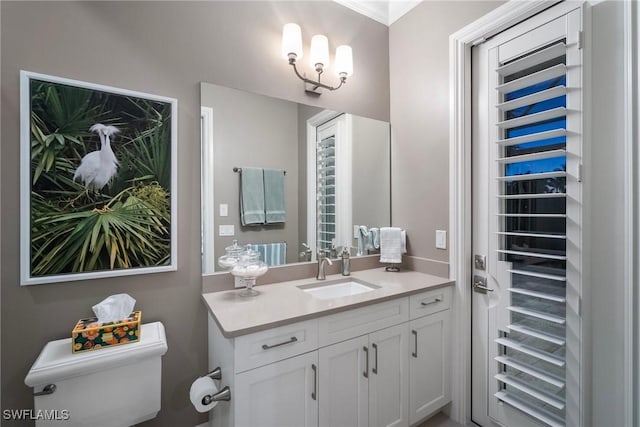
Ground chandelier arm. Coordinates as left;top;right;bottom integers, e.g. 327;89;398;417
290;61;344;91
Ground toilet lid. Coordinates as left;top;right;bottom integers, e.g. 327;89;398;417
25;321;168;387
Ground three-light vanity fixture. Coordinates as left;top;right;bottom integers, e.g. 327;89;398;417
281;23;353;95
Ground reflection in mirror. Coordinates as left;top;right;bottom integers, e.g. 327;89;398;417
201;82;390;274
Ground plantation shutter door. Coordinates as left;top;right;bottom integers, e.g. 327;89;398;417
487;10;582;427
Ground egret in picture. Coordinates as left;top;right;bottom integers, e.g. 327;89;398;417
74;123;119;191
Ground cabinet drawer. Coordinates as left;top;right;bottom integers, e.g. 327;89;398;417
235;319;318;373
409;286;452;319
318;298;409;347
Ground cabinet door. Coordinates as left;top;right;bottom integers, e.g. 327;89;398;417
369;323;409;427
235;351;318;427
409;310;451;425
318;335;369;427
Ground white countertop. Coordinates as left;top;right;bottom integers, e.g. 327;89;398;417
202;268;453;337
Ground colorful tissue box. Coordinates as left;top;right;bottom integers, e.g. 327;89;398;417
71;311;142;353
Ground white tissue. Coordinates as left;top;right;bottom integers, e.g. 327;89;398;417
92;294;136;324
190;376;219;413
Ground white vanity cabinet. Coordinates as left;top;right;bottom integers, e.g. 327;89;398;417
408;288;452;424
317;324;409;427
235;351;318;427
318;334;369;427
207;285;452;427
367;323;409;427
316;297;410;427
208;316;319;427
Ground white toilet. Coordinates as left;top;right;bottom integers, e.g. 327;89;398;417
25;321;168;427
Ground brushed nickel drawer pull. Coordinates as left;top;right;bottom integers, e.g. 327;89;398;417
363;346;369;378
411;330;418;358
311;364;317;400
372;343;378;374
262;336;298;350
420;296;443;306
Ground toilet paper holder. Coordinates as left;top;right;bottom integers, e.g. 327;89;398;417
201;367;231;405
206;367;222;381
202;386;231;405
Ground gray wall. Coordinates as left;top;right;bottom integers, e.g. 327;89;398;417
389;1;501;263
201;83;300;267
297;103;324;251
0;2;389;426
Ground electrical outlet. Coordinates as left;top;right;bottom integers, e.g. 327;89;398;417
436;230;447;249
219;225;235;236
219;203;228;217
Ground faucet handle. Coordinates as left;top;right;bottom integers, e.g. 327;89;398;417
318;249;332;261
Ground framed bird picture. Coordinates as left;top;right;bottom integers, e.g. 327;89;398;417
19;71;178;285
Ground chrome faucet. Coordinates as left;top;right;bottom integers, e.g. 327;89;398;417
299;243;312;262
316;250;333;280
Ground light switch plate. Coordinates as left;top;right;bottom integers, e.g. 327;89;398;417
354;225;359;239
436;230;447;249
219;203;228;217
219;225;235;236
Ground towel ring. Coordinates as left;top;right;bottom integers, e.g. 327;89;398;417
385;264;400;272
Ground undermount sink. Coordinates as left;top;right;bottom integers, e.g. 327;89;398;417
298;279;379;300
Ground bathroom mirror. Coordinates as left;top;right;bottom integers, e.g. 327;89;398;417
201;82;390;273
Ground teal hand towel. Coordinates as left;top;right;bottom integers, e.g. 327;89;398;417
250;243;287;266
264;168;286;224
240;167;265;226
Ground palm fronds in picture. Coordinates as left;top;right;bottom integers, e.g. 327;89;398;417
28;77;174;278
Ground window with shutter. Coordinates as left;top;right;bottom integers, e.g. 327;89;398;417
317;134;337;252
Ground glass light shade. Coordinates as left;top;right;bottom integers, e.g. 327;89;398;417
309;35;330;68
335;45;353;76
281;23;303;59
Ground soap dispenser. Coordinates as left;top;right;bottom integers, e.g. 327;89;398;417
341;247;351;276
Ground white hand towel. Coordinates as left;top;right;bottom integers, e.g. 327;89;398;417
380;227;404;264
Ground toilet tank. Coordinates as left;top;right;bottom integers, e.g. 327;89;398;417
25;321;168;427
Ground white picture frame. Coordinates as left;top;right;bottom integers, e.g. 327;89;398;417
20;70;178;285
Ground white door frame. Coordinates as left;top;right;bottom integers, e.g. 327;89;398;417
201;106;215;274
448;2;563;422
449;1;637;425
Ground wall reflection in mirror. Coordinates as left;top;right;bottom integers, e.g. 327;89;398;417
201;82;390;274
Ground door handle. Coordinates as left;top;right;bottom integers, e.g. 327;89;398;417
473;275;494;293
372;343;378;374
363;346;369;378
